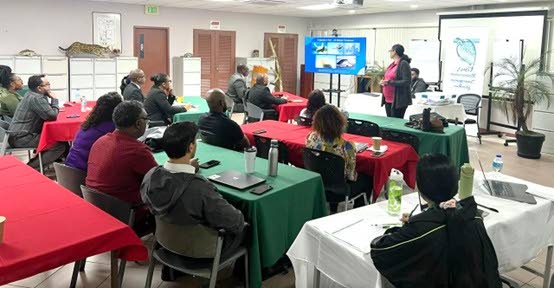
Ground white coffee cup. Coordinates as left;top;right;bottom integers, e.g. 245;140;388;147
372;137;382;151
0;216;6;244
244;147;257;174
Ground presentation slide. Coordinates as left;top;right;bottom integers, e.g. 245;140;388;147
305;37;366;75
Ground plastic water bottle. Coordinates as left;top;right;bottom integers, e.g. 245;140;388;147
77;89;86;112
492;154;503;172
387;169;404;216
268;140;279;177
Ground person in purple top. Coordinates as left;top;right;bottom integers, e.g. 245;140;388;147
65;92;122;172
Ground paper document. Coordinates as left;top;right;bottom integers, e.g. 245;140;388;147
331;219;384;254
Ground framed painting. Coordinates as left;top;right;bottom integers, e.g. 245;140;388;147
92;12;122;51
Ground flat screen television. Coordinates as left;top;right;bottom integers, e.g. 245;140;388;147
304;36;366;75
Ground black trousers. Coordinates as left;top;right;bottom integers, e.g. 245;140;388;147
384;103;407;119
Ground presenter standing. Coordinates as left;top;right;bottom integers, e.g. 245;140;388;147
380;44;412;118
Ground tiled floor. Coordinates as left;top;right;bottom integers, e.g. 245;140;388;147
2;119;553;287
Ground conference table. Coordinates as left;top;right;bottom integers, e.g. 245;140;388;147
273;92;307;122
172;96;210;123
348;113;470;169
287;172;554;288
0;156;147;286
37;101;94;153
241;120;419;199
153;141;327;288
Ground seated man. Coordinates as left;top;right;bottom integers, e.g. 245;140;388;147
198;88;250;151
121;69;146;102
371;154;501;288
8;74;67;170
227;64;249;110
141;121;246;260
86;100;157;206
0;73;23;119
247;74;286;120
410;68;429;98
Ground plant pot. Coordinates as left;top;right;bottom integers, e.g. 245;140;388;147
516;131;545;159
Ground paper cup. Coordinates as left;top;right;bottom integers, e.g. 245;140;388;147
0;216;5;244
244;147;257;174
372;137;382;151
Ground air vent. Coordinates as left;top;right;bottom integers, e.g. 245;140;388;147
241;0;289;6
334;0;364;9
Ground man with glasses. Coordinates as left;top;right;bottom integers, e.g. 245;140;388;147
8;74;67;170
86;101;157;232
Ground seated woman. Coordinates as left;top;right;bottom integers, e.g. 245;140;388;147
306;105;371;213
371;154;501;288
144;73;190;125
297;89;326;126
65;92;122;172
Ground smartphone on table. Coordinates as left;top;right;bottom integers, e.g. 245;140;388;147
199;160;220;169
251;184;273;195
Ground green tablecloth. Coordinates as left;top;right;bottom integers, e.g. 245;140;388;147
172;96;209;123
154;142;327;287
349;113;470;168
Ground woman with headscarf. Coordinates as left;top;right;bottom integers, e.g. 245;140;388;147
380;44;412;118
370;154;501;288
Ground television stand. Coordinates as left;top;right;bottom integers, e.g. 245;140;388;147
322;73;346;107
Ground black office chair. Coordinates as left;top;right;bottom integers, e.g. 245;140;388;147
296;116;312;127
447;94;482;144
80;185;153;287
346;119;381;137
199;129;219;146
253;135;289;164
381;130;420;152
303;148;369;213
145;218;249;288
53;163;88;283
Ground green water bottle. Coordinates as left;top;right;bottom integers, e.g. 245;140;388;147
387;169;404;216
458;163;474;200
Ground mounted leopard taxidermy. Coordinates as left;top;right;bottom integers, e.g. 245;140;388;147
59;42;121;58
18;49;40;57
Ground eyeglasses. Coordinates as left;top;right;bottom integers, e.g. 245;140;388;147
139;117;150;126
40;82;51;87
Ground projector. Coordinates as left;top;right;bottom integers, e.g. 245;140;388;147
333;0;364;9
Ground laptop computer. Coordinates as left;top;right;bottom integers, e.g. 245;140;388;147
207;170;266;190
476;156;536;204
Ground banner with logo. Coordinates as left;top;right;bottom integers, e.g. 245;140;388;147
442;27;489;95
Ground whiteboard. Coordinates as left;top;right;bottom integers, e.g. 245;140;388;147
491;39;521;87
409;39;440;83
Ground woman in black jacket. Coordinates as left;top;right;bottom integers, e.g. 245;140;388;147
371;154;501;288
144;73;190;125
380;44;412;118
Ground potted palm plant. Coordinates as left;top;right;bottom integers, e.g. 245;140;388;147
489;55;554;159
365;63;385;93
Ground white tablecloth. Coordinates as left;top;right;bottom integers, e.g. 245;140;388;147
287;173;554;288
343;93;467;121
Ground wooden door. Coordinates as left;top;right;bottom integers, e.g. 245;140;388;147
193;29;236;96
133;27;170;93
264;33;298;94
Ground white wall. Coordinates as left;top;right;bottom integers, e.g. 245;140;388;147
0;0;309;87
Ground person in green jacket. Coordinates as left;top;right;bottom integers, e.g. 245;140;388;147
0;73;24;119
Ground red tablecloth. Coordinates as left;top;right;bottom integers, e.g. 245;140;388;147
37;102;96;153
242;121;419;200
272;92;307;122
0;156;147;285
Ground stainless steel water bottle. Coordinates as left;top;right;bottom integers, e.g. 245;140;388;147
268;139;279;177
